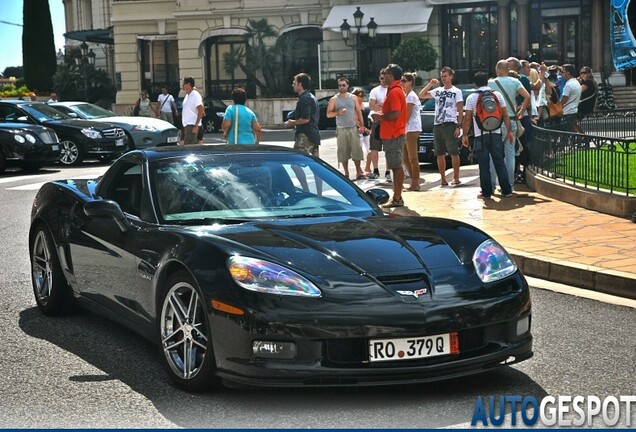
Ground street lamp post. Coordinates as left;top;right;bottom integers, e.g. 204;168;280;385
74;41;96;101
339;7;378;83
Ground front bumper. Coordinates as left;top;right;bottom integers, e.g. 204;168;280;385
84;136;128;155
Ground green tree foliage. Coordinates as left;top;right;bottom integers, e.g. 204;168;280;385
222;18;308;96
391;38;438;73
22;0;57;92
1;66;24;79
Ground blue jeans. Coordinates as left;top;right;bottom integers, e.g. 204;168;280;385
475;133;512;197
490;122;516;191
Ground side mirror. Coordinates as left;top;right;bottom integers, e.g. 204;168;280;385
67;112;79;118
84;199;130;232
365;188;390;205
17;116;31;123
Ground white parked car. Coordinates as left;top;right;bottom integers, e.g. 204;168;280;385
49;102;180;149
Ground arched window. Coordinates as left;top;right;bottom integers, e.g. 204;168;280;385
205;36;251;99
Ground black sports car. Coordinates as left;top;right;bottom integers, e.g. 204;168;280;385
29;145;532;391
0;122;60;173
0;100;128;166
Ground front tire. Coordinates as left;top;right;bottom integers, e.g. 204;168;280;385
59;139;85;166
30;226;72;315
158;271;219;391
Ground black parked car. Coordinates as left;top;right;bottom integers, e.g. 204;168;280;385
418;88;477;165
175;97;227;133
29;145;532;391
0;100;128;166
0;123;60;173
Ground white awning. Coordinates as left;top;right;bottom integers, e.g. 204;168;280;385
322;2;434;34
426;0;487;4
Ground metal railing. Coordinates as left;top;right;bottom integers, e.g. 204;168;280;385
531;110;636;196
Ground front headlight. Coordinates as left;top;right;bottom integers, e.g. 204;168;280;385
25;134;37;143
13;135;26;143
472;239;517;283
81;128;102;139
228;256;322;297
132;124;158;132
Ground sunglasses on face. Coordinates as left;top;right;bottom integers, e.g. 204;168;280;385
338;84;348;87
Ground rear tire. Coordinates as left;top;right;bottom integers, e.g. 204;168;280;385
158;271;220;391
30;225;72;316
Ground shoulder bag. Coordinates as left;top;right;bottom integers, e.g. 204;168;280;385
494;79;525;138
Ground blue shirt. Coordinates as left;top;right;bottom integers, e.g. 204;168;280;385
224;104;258;145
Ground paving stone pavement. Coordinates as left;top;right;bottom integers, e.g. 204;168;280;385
357;165;636;300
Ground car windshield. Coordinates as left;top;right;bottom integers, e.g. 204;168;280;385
68;103;113;119
21;103;72;122
151;152;379;223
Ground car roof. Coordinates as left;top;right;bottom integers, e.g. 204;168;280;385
0;99;36;105
48;101;82;106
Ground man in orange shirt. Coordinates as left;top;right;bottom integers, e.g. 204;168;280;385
372;64;407;208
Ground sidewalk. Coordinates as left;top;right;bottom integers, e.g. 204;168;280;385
356;165;636;300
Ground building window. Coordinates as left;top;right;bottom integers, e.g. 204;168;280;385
205;36;250;99
443;5;498;85
139;39;179;97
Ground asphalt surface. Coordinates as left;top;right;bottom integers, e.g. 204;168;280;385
0;130;633;428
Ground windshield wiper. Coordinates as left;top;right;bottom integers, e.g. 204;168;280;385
176;217;249;225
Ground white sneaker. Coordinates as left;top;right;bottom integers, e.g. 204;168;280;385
385;173;392;183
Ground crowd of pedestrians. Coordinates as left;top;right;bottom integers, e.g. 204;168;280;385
139;55;597;209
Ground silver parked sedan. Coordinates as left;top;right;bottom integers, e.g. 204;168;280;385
49;102;180;149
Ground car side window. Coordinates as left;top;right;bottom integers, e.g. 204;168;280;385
102;162;144;218
0;105;21;122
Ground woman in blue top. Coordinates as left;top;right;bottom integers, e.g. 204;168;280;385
222;88;262;145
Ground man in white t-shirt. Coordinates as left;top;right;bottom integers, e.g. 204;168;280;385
155;86;177;124
462;72;514;199
181;76;204;145
560;64;582;116
419;66;464;186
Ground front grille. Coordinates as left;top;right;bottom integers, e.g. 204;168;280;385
377;273;426;284
102;127;125;139
37;130;58;144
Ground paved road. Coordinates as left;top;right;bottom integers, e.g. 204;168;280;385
0;133;634;428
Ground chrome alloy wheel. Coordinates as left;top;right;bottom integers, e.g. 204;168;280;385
160;282;209;380
32;231;53;305
59;140;80;165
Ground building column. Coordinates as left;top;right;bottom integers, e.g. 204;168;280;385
516;0;529;58
591;0;604;73
497;0;510;59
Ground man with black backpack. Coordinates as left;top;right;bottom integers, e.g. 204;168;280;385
462;72;514;199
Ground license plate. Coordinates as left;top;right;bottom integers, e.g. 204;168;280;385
167;136;179;143
51;145;59;151
368;332;458;362
115;138;124;146
419;146;427;153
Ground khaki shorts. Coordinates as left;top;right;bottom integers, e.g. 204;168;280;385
433;123;460;156
336;127;364;163
184;125;198;144
382;135;406;169
294;133;320;157
160;111;174;124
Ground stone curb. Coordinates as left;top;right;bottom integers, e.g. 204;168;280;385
509;250;636;300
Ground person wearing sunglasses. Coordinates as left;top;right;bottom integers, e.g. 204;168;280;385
400;72;422;191
574;66;598;133
327;77;366;180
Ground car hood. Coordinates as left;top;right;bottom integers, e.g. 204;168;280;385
49;119;120;130
193;216;485;277
93;116;176;130
0;123;52;133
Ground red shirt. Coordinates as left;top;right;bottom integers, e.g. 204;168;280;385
379;80;407;139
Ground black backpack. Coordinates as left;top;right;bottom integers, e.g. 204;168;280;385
474;89;503;131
